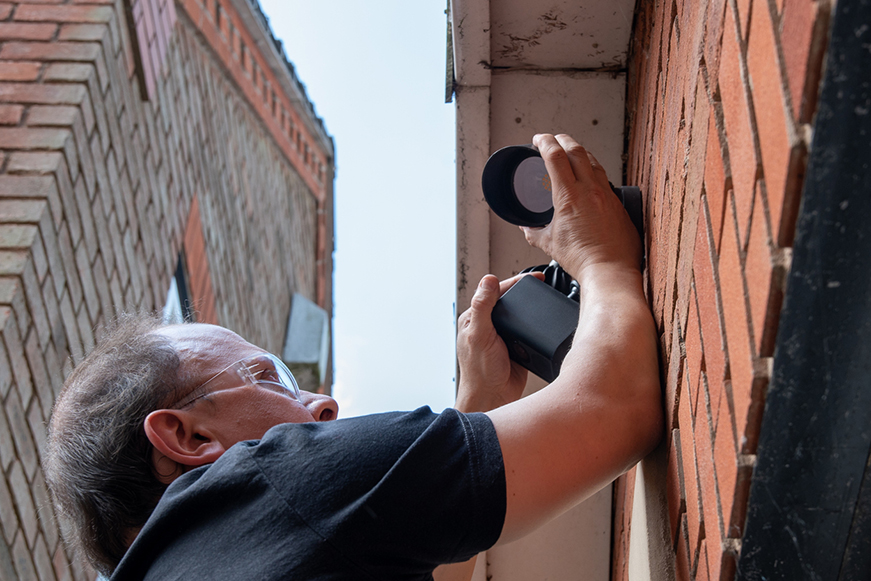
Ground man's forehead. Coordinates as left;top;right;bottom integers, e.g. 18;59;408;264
153;323;265;381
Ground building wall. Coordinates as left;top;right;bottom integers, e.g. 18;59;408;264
0;0;333;579
614;0;830;579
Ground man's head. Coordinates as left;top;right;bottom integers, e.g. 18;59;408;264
43;314;338;575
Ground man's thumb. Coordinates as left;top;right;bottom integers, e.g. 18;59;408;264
470;275;500;322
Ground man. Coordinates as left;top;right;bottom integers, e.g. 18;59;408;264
44;134;662;579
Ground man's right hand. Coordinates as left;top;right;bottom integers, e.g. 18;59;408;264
521;134;642;281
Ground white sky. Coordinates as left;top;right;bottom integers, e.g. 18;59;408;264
258;0;458;417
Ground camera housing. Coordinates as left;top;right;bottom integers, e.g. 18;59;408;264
482;144;646;382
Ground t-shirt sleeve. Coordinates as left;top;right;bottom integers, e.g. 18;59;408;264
246;407;506;577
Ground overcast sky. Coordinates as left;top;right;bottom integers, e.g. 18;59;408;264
258;0;458;417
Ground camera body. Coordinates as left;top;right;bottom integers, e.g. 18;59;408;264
491;271;579;383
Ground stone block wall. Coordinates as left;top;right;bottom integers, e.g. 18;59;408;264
612;0;831;578
0;0;333;578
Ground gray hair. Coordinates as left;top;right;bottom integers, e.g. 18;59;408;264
43;313;183;575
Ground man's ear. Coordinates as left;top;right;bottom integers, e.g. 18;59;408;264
144;409;226;469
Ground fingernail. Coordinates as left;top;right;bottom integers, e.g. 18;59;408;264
480;276;498;292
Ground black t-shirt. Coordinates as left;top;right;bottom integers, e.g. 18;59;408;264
111;407;506;580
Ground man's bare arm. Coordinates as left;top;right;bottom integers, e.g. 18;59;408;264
484;134;662;544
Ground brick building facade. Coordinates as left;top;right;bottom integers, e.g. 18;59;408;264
0;0;333;578
613;0;836;578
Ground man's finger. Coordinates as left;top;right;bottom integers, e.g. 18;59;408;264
533;134;578;196
498;272;545;296
553;134;599;188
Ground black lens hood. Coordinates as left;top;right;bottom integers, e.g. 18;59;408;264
481;145;554;227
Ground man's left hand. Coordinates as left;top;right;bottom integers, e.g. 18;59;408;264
455;273;542;413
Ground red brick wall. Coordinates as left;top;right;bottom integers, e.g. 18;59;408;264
613;0;831;578
0;0;332;578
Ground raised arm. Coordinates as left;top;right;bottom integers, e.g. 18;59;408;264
484;134;662;543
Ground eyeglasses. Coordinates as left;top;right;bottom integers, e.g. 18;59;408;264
172;352;301;409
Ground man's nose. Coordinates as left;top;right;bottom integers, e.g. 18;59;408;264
300;391;339;422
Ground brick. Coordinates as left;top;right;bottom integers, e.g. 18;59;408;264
58;221;83;312
15;4;114;23
8;460;38;547
745;191;781;357
0;469;17;547
42;62;94;83
676;515;691;581
0;41;101;63
42;339;64;401
678;370;702;564
667;428;685;545
0;21;57;41
25;330;53;414
665;320;684;430
58;23;108;42
6;151;63;174
686;290;704;412
26;105;79;127
718;4;758;244
21;260;51;350
59;288;83;364
697;373;724;553
781;0;828;123
0;62;42;82
0;104;24;126
0;276;31;339
0;3;11;19
0;308;34;405
705;105;730;251
32;534;54;581
11;528;38;580
747;0;804;246
693;199;728;392
0;82;87;107
697;539;710;581
0;403;14;471
0;225;38;250
0;127;71;151
53;545;73;581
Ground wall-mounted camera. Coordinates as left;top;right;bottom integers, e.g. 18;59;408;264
481;144;645;382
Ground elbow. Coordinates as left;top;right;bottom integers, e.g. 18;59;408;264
612;375;663;473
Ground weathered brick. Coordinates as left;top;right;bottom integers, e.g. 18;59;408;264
26;105;79;127
15;4;114;23
8;459;38;547
0;41;101;62
20;260;50;350
59;289;83;364
6;151;62;175
0;61;43;83
32;533;54;581
42;339;64;401
0;104;24;126
25;330;52;415
0;276;32;339
0;3;12;20
42;62;94;83
52;544;74;581
0;225;38;249
667;428;685;545
0;21;57;41
11;527;38;579
58;23;108;42
0;307;33;405
0;127;71;151
0;403;14;472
